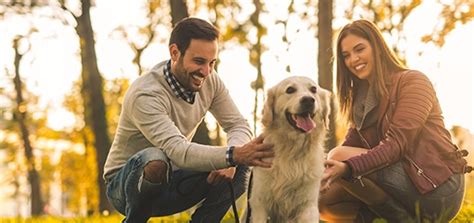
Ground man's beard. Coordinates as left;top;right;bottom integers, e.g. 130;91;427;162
174;59;203;92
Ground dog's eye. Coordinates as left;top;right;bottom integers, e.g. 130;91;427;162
286;87;296;94
310;86;317;93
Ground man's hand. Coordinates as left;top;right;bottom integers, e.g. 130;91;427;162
233;134;274;168
207;167;236;185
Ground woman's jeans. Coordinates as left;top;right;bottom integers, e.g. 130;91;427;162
105;147;250;223
376;161;465;221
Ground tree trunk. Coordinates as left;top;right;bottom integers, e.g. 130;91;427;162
251;0;264;135
169;0;189;26
74;0;112;213
12;37;44;216
318;0;337;151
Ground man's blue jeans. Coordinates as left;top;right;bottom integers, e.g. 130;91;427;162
106;147;250;223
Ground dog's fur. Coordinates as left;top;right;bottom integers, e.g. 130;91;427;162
249;76;331;223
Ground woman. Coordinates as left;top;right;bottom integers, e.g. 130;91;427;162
319;19;471;222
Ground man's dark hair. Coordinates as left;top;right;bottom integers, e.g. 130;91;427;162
169;17;219;55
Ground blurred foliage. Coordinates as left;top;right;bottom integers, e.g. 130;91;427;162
208;0;267;79
344;0;422;62
58;147;98;215
102;78;130;137
55;77;130;214
39;156;55;209
422;0;474;47
111;0;170;76
205;0;268;133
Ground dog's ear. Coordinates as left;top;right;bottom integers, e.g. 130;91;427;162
261;86;275;127
319;88;332;130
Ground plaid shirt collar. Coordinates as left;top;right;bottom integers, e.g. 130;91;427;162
163;60;196;104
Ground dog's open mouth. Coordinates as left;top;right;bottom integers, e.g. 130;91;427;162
286;110;316;133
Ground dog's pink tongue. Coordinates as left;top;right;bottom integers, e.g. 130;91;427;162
295;114;316;133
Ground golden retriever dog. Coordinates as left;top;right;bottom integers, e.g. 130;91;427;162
249;76;330;223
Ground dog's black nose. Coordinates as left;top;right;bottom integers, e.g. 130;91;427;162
300;96;315;108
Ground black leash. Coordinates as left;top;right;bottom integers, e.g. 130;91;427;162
176;172;240;222
228;182;240;223
245;170;253;223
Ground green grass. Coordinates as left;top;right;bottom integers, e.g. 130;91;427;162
452;202;474;223
0;199;472;223
0;206;472;223
0;211;239;223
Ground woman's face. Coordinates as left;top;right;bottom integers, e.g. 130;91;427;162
340;34;374;80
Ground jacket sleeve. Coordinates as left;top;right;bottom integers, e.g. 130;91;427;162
342;127;364;147
346;71;437;177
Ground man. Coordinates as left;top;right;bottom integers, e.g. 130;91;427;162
103;17;274;223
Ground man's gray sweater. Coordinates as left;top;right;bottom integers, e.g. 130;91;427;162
104;61;252;180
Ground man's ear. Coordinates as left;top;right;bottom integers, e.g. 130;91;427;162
261;87;275;128
169;44;180;61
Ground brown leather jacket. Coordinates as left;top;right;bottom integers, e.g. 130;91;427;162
343;70;469;194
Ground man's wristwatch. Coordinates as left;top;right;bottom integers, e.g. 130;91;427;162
226;146;237;167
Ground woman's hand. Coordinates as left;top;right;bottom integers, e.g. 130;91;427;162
321;159;351;193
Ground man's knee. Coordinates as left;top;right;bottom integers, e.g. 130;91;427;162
143;160;168;184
